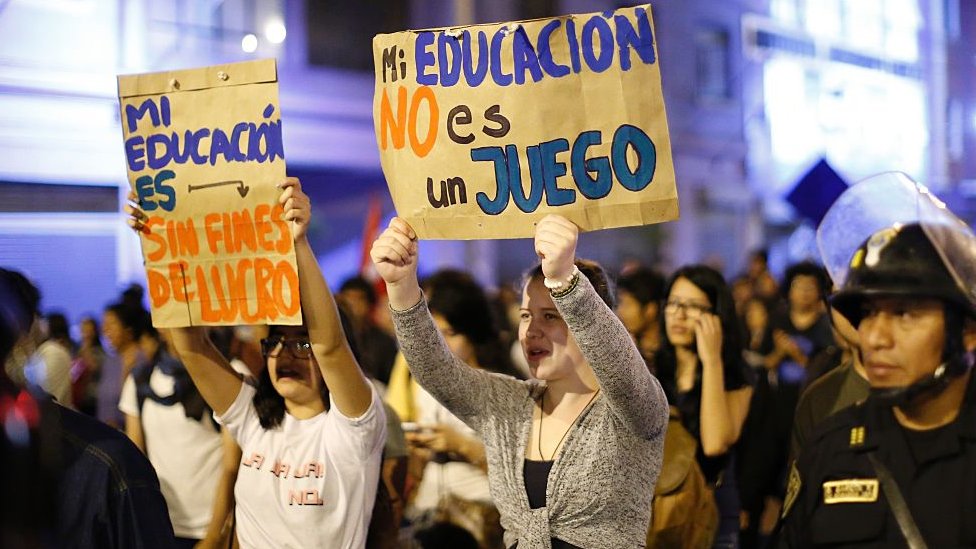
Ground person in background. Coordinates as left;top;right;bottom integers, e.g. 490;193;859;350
207;325;266;379
128;177;386;549
3;293;74;408
765;261;833;386
120;323;239;548
730;277;754;328
0;267;175;548
98;301;148;428
21;310;76;408
739;262;834;545
46;312;77;354
72;315;105;416
744;250;769;287
744;250;778;303
653;265;755;549
372;215;668;549
736;295;790;548
616;266;667;373
338;275;399;386
740;297;773;370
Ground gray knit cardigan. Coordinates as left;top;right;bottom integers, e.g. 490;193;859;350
391;274;669;549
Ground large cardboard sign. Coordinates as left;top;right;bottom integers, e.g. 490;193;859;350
373;4;677;239
118;59;300;327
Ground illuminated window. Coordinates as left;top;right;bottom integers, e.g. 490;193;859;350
770;0;800;27
760;0;925;193
772;0;921;61
805;0;842;39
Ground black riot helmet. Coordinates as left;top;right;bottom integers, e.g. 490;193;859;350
830;224;975;326
818;172;976;407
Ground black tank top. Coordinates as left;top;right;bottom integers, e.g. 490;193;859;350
520;460;583;549
523;459;553;509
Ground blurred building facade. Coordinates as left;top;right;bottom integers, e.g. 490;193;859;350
0;0;971;323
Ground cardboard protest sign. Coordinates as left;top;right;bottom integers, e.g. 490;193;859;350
118;59;300;328
373;4;677;239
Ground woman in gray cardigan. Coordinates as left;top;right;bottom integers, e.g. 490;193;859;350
371;214;669;549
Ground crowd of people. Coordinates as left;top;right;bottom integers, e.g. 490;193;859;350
2;172;975;548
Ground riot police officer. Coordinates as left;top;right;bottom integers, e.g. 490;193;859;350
777;173;976;547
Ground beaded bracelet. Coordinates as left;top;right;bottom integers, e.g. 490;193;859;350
544;265;580;291
548;267;581;298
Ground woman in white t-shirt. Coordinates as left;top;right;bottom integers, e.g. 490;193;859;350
125;177;386;549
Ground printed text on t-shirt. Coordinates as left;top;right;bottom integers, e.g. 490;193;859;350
242;452;326;505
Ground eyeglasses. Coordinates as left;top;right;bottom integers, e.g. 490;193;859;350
260;337;313;359
663;299;712;318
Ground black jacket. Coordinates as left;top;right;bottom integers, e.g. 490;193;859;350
777;372;976;547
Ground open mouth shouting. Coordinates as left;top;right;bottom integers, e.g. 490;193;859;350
275;363;310;383
525;344;551;365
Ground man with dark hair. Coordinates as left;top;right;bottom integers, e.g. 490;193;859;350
0;266;175;548
337;274;398;384
615;266;667;369
746;249;769;280
778;173;976;547
768;261;835;383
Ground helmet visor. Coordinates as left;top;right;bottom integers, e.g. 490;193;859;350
817;172;976;310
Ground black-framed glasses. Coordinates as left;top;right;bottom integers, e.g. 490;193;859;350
663;299;712;318
260;337;313;359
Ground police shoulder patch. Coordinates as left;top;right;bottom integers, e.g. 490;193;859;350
822;479;879;504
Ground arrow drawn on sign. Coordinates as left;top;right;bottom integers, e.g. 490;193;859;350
187;180;250;198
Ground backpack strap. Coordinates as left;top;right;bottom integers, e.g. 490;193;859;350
132;360;155;419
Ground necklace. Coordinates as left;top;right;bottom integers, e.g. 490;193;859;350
537;388;601;461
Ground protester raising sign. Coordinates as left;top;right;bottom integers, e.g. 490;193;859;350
117;59;301;328
372;4;678;239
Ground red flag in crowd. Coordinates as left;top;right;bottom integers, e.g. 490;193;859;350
359;193;387;298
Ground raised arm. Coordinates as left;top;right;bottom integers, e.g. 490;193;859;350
535;215;668;438
280;177;373;418
125;193;242;416
370;218;506;420
166;327;242;416
369;217;422;312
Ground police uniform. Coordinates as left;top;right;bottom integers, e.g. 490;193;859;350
778;173;976;548
777;369;976;547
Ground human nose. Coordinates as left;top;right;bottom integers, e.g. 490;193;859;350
860;313;893;349
524;317;543;338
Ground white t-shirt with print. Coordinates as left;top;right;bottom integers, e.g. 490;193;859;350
217;382;386;549
118;370;224;539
